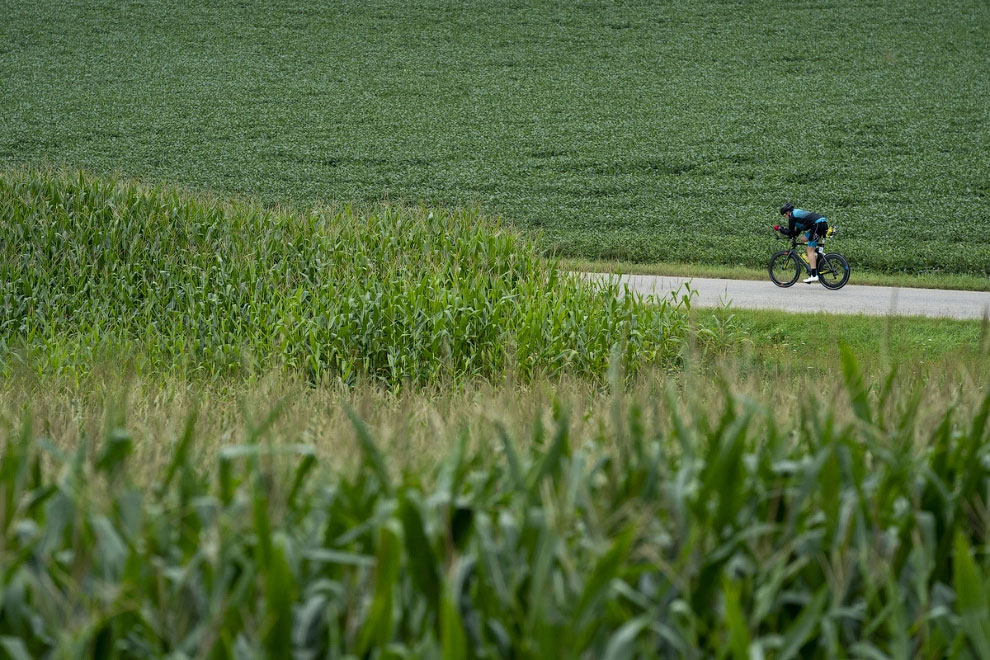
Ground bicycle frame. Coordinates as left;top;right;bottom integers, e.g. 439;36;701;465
776;234;824;274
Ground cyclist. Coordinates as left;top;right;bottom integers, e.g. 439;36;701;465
774;203;829;283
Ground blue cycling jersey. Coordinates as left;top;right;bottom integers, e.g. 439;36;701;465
788;209;829;247
789;209;827;233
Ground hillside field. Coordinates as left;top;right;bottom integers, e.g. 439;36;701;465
2;0;988;275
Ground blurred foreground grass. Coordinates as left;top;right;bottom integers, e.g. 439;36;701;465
2;346;989;658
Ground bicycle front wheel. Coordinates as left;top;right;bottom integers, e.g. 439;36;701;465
769;251;801;287
818;253;850;290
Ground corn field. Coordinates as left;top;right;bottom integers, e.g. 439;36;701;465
1;348;989;658
2;167;988;658
0;168;691;386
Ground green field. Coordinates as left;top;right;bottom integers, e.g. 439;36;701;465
3;1;990;656
2;0;988;275
2;171;990;657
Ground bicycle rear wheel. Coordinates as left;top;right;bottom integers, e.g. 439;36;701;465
769;251;801;287
818;253;850;289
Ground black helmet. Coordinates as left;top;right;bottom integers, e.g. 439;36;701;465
780;203;794;215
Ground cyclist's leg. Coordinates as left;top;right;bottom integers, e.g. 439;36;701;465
807;220;827;270
804;230;816;269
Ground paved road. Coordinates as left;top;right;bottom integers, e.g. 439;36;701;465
583;273;990;320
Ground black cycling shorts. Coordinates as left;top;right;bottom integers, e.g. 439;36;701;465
805;220;829;247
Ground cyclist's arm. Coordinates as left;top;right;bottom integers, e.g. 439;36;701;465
788;209;813;236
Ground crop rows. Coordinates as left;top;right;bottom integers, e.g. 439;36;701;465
1;0;987;275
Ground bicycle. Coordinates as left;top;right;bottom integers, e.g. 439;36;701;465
768;226;850;290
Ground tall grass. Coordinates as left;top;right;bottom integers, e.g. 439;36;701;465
1;352;988;658
0;167;692;386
